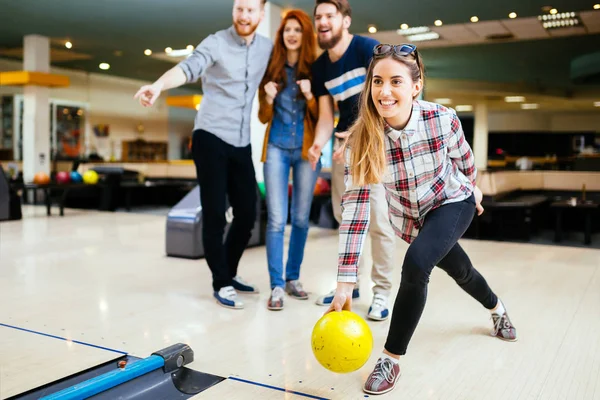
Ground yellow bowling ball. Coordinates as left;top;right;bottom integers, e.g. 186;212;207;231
82;170;99;184
311;310;373;373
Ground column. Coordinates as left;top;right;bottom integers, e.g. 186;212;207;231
250;2;282;183
473;102;488;172
22;34;51;182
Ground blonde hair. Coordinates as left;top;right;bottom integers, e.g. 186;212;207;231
343;49;424;186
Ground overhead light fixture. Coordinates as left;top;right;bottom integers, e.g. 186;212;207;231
407;32;440;42
400;23;409;30
368;25;377;33
456;105;473;112
470;16;479;22
505;96;526;102
539;11;580;29
550;8;558;14
144;49;152;56
397;26;430;35
594;101;600;107
165;48;195;57
434;98;452;105
65;41;72;49
509;12;517;18
165;47;173;54
434;20;443;26
594;4;600;9
99;63;110;70
521;103;539;110
186;45;194;51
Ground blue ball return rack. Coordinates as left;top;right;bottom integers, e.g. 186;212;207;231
9;344;225;400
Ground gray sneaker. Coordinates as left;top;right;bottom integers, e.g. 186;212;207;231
267;287;285;311
285;280;308;300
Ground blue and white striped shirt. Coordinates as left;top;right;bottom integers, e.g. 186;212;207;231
312;35;379;132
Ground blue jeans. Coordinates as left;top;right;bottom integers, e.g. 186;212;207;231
264;144;321;289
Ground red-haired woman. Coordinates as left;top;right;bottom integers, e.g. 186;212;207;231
258;9;319;311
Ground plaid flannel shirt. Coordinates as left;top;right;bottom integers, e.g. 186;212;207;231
338;101;477;283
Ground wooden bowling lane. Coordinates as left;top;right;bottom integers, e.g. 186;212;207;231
0;324;125;399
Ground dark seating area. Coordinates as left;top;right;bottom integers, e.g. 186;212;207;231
465;171;600;246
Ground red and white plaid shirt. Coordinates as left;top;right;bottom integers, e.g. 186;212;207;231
338;100;477;283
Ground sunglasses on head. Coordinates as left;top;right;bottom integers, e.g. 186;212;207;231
373;43;417;58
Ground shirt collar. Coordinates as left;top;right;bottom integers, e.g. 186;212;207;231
228;25;256;46
385;101;420;141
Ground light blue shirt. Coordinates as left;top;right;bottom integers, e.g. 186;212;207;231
177;26;273;147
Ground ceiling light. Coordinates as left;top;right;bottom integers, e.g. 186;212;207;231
144;49;152;56
434;98;452;105
470;16;479;22
505;96;525;102
456;105;473;112
397;26;430;35
186;45;194;51
550;8;558;14
509;12;517;18
400;23;409;30
407;32;440;41
99;63;110;70
594;101;600;107
65;41;72;49
434;20;443;26
594;4;600;9
539;11;581;29
368;25;377;33
165;47;172;53
521;103;539;110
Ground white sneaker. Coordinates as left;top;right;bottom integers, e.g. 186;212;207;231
214;286;244;309
367;294;389;321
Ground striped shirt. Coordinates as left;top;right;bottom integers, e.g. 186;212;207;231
312;35;379;132
338;101;477;283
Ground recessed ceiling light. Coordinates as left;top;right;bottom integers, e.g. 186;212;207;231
165;47;172;54
65;41;72;49
368;25;377;33
397;26;430;35
594;4;600;9
505;96;526;102
434;98;452;105
186;45;194;51
144;49;152;56
521;103;539;110
470;16;479;22
456;105;473;112
434;20;443;26
99;63;110;70
509;12;517;18
550;8;558;14
400;23;409;30
594;101;600;107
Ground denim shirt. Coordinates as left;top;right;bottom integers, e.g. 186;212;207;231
269;64;305;149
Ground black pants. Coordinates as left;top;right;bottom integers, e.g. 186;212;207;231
192;130;257;292
385;194;498;355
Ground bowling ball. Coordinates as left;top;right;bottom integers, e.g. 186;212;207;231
56;171;71;184
82;170;99;184
70;171;83;183
33;172;50;185
311;310;373;373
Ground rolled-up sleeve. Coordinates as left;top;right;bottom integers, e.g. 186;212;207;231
177;35;218;83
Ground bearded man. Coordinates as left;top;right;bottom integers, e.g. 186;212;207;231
134;0;273;310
